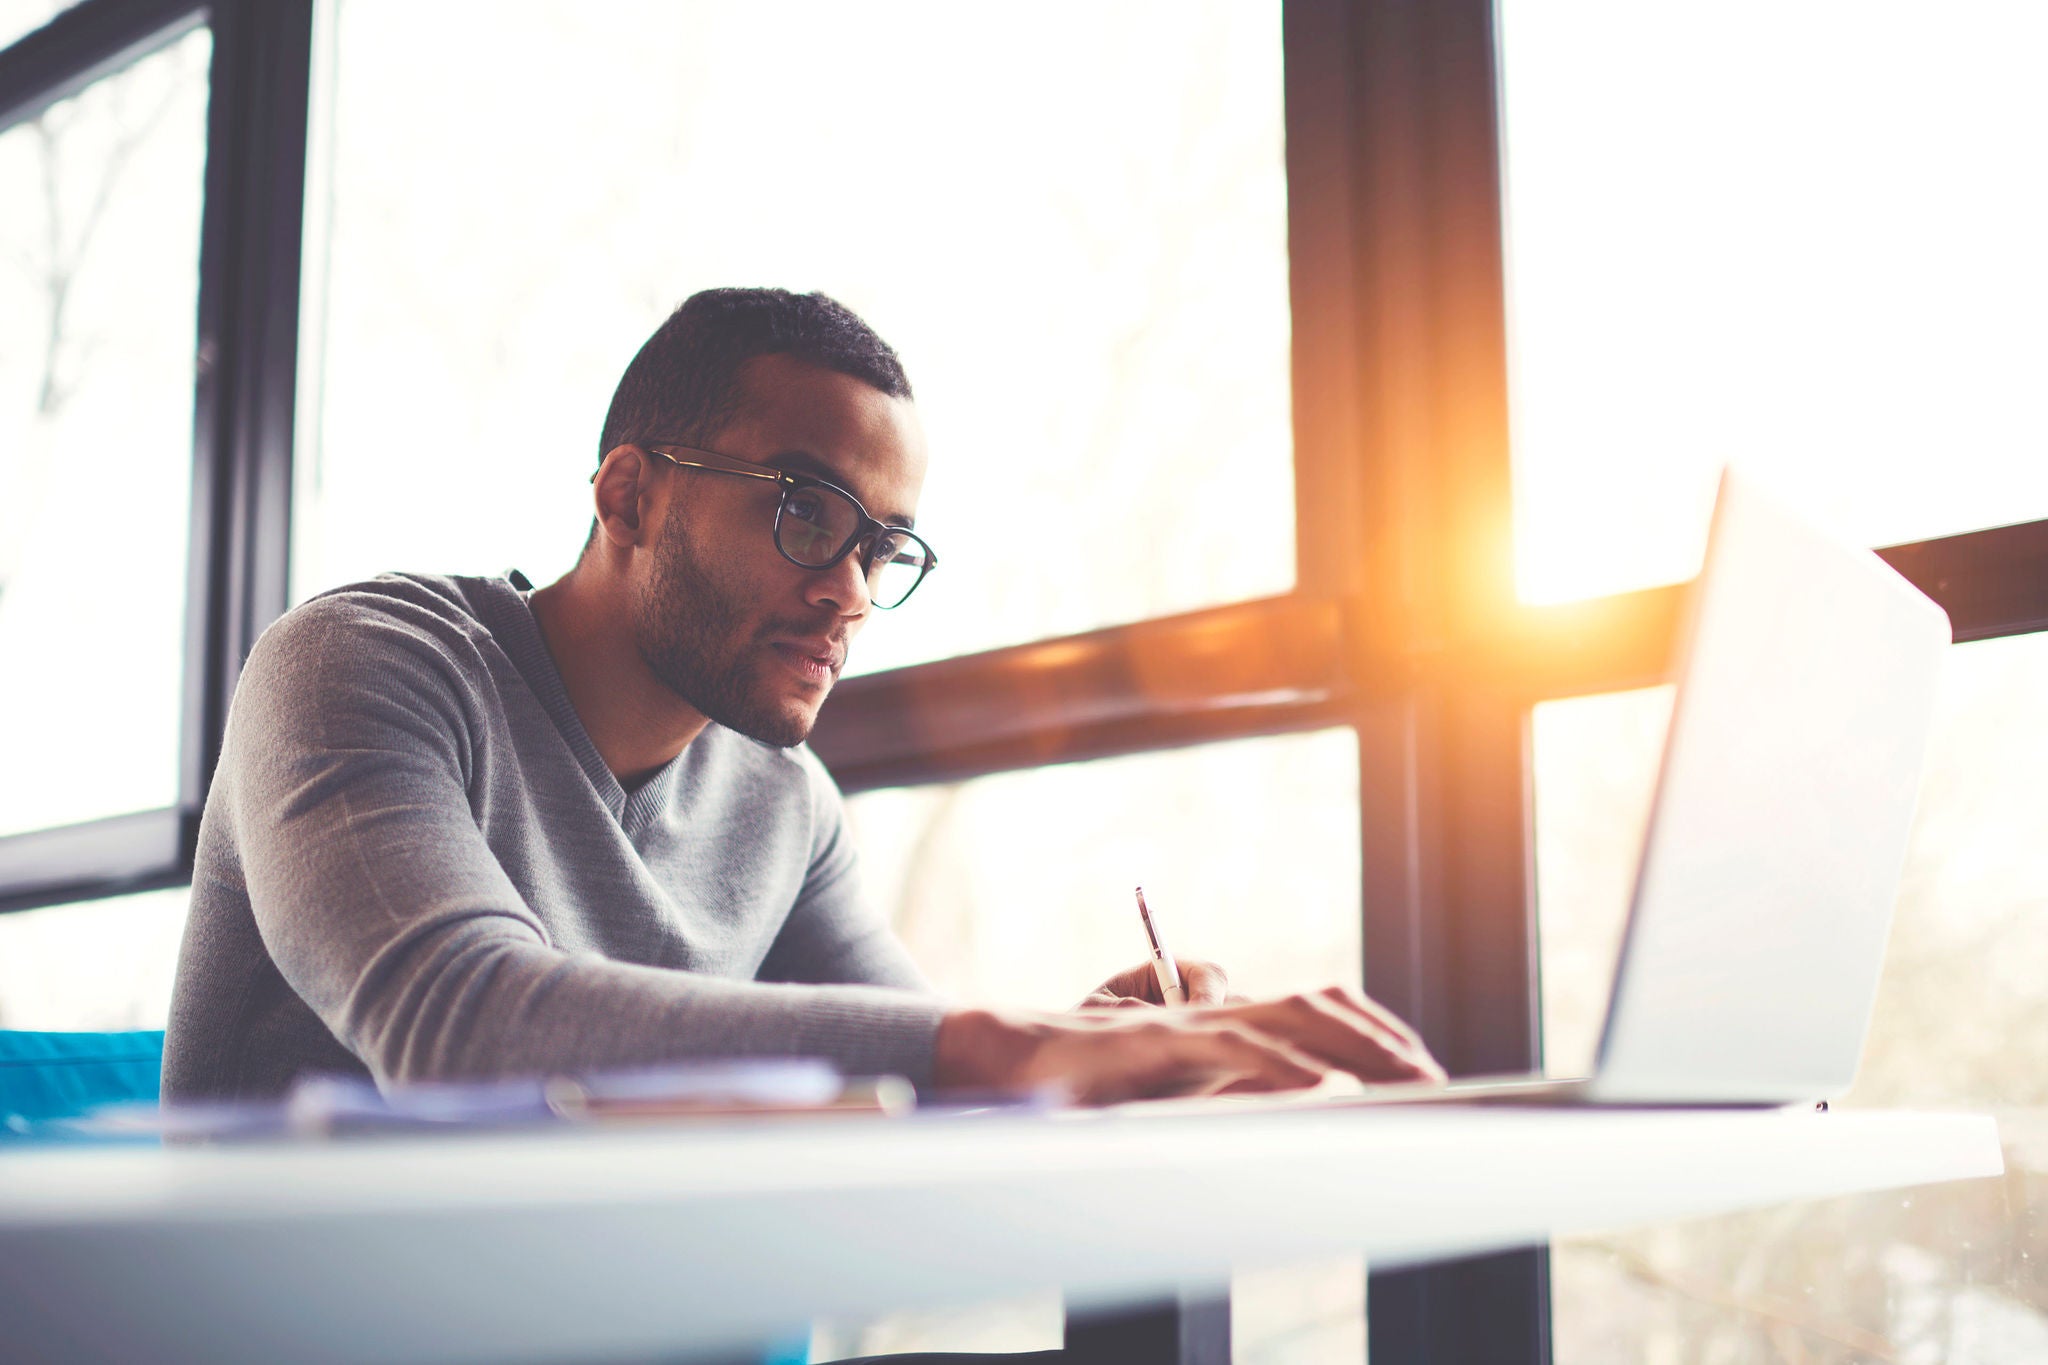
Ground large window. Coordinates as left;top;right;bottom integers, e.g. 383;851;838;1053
0;886;187;1028
0;0;309;919
1506;3;2048;1357
291;0;1295;677
852;728;1361;1010
1501;0;2048;605
5;2;2043;1360
0;26;208;840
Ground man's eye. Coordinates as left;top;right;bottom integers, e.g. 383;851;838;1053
785;490;828;524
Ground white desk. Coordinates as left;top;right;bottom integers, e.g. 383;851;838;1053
0;1105;2001;1364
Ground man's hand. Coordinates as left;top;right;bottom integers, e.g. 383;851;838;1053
1076;958;1233;1009
933;985;1447;1106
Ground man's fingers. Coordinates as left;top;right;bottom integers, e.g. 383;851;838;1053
1080;958;1232;1009
1018;982;1441;1107
1179;959;1230;1006
1153;1022;1325;1094
1060;1017;1330;1103
1078;991;1161;1013
1314;983;1435;1054
1079;978;1446;1086
1294;985;1447;1082
1223;992;1444;1084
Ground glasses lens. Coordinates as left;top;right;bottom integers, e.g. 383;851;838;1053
776;483;861;566
868;532;933;609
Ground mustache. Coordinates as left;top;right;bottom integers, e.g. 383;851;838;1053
758;615;851;645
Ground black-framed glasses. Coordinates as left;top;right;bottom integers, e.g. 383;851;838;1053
628;443;937;609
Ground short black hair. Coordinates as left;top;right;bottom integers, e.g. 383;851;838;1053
597;287;913;464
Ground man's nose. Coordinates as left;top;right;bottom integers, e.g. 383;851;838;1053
803;549;872;618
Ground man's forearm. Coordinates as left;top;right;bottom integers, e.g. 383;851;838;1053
332;925;948;1088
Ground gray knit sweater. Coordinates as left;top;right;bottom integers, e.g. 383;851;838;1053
162;573;947;1102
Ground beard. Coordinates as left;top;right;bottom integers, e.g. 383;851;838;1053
633;516;831;748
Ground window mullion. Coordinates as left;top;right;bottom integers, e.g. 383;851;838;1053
180;0;313;840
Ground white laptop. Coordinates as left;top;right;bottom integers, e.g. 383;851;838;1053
1275;468;1950;1111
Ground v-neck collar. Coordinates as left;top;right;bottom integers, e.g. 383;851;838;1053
480;572;687;832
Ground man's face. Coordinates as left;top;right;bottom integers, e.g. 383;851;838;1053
632;354;928;747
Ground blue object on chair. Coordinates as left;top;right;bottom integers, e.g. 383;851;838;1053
759;1331;813;1365
0;1030;165;1135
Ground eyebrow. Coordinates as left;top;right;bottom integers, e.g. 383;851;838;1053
768;451;917;529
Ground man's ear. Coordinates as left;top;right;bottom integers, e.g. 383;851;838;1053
591;445;658;550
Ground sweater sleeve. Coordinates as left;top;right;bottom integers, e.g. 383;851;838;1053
753;752;936;993
222;597;947;1089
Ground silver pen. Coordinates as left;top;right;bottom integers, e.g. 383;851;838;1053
1134;886;1187;1006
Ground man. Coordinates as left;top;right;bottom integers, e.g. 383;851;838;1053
163;287;1442;1106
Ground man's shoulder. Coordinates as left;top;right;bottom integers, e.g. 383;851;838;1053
294;571;505;627
248;572;523;698
266;572;509;649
